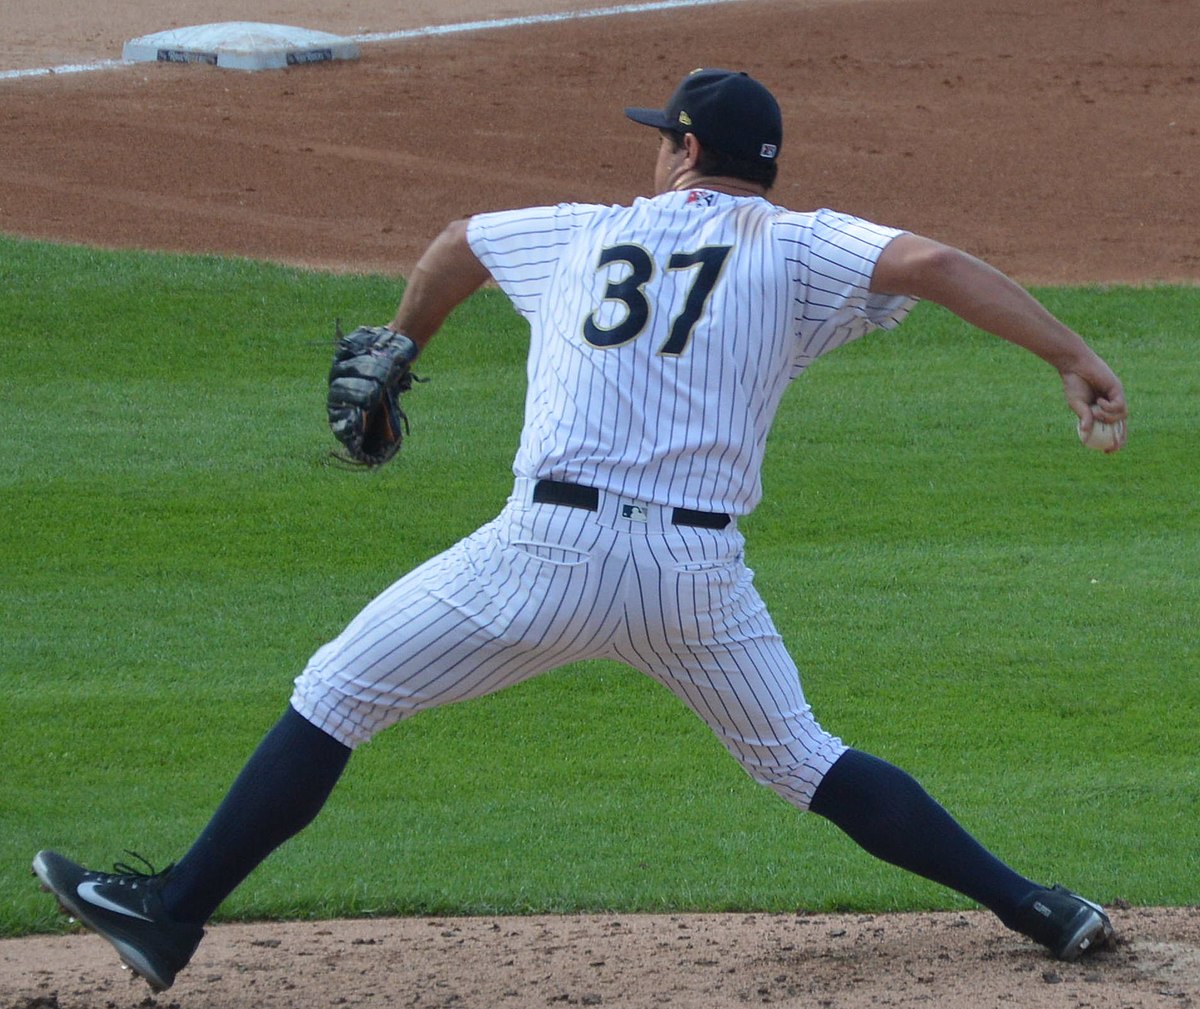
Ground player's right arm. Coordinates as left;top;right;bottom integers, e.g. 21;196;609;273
869;233;1127;448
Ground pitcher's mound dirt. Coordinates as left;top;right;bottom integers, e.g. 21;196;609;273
4;907;1200;1008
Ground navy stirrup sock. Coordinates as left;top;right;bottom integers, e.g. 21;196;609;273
162;705;351;925
810;748;1038;926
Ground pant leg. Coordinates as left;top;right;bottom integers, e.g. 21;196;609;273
613;527;845;809
291;502;630;748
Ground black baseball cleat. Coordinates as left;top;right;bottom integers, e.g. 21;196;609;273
32;849;203;992
1014;884;1115;961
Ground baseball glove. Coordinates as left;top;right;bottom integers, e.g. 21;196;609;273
327;323;421;467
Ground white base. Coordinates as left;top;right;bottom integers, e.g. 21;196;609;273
122;22;360;71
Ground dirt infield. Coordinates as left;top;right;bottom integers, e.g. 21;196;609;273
3;0;1199;285
2;0;1198;1007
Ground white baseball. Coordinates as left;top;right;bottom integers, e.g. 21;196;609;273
1077;417;1125;452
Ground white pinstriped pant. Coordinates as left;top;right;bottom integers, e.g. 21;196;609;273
292;477;846;808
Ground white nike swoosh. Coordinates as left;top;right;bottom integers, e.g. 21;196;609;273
76;880;154;921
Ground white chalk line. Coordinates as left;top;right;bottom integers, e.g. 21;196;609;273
0;0;743;81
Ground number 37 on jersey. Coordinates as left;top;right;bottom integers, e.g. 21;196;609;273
582;243;732;357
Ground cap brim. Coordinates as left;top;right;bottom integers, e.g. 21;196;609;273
624;106;674;129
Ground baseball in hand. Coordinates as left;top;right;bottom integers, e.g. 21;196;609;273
1077;417;1125;452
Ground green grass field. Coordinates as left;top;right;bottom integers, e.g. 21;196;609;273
2;235;1197;938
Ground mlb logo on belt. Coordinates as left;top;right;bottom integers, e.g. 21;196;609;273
621;503;648;522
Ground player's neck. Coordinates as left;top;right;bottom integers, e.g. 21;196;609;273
670;173;766;198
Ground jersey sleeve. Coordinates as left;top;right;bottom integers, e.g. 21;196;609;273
786;209;917;371
467;203;604;319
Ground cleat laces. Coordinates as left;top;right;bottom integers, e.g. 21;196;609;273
107;851;174;882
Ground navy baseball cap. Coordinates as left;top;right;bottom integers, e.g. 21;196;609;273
625;68;782;162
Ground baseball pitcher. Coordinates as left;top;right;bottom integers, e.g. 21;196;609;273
34;68;1126;992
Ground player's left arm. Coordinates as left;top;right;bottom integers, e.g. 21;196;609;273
869;233;1127;448
387;218;491;348
323;218;490;467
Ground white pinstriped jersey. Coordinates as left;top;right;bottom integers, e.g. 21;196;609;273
468;190;914;516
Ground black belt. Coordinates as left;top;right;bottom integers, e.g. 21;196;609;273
532;479;731;530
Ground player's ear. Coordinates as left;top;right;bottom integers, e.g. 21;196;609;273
683;132;703;169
